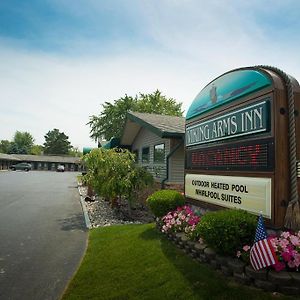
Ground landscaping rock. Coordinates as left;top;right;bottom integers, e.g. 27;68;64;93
194;242;207;254
233;272;251;285
245;265;268;280
278;286;300;296
227;258;246;274
189;251;197;259
79;185;154;227
221;265;233;276
210;259;219;269
167;233;174;240
187;241;196;250
215;255;228;266
175;232;185;244
291;272;300;284
268;270;293;285
180;234;189;243
204;247;216;261
199;254;208;263
254;279;276;292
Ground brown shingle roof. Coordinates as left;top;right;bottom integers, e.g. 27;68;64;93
0;153;20;161
120;112;185;145
13;154;80;164
128;112;185;136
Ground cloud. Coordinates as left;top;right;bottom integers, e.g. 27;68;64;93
0;1;300;150
0;45;206;149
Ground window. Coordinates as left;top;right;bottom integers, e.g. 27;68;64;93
154;143;165;163
142;147;150;163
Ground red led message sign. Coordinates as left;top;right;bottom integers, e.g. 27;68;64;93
186;139;274;171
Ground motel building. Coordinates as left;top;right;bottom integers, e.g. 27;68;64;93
0;153;81;171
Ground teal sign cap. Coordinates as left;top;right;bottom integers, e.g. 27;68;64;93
186;69;272;120
83;147;93;155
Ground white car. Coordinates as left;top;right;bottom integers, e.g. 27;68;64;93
57;165;65;172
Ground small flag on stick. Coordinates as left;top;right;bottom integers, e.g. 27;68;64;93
250;215;277;271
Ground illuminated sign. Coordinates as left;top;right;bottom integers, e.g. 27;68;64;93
186;100;270;147
186;139;274;171
185;174;272;218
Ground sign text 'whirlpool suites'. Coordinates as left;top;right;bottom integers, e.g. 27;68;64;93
185;174;272;217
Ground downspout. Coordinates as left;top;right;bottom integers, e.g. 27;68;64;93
161;137;184;189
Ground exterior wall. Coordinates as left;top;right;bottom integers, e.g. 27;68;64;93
0;154;81;171
132;127;170;182
31;161;80;171
131;128;184;186
0;160;12;170
169;139;185;184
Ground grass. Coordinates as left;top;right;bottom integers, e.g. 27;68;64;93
62;224;297;300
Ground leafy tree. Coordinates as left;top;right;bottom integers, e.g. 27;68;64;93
88;90;183;141
9;131;34;154
69;146;83;157
30;145;44;155
43;129;72;155
137;90;183;115
0;140;11;154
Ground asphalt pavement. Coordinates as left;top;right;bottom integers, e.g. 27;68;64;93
0;171;88;300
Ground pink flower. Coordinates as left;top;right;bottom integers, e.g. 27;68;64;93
281;231;291;239
288;260;296;269
242;245;251;252
294;253;300;267
279;238;289;250
273;261;286;272
290;235;300;247
282;251;293;262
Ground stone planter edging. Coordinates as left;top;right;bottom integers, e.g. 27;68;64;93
157;226;300;296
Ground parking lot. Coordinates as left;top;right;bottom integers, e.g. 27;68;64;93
0;171;88;300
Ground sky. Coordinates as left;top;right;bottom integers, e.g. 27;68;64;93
0;0;300;150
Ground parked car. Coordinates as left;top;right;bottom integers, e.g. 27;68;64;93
57;165;65;172
10;162;32;171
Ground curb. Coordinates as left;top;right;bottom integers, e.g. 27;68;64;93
78;185;92;229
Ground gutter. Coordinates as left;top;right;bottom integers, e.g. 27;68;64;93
161;137;184;189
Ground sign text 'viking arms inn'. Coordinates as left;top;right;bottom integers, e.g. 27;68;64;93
186;100;269;147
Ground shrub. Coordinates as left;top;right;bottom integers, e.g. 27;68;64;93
194;209;257;256
161;205;201;237
82;148;153;208
146;190;185;218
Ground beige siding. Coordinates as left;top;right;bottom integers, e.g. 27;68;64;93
132;127;170;182
169;139;184;184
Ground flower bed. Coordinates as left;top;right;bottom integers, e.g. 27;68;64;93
156;206;300;296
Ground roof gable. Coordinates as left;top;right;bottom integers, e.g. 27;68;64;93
120;112;185;146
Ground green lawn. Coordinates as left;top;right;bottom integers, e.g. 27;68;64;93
62;224;296;300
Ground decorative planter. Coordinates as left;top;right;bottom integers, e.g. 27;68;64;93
160;230;300;296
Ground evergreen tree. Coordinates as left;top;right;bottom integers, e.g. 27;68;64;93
43;129;72;155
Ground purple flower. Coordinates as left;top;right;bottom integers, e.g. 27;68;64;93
273;261;286;272
282;251;292;262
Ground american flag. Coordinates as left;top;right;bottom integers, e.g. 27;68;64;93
249;215;277;271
